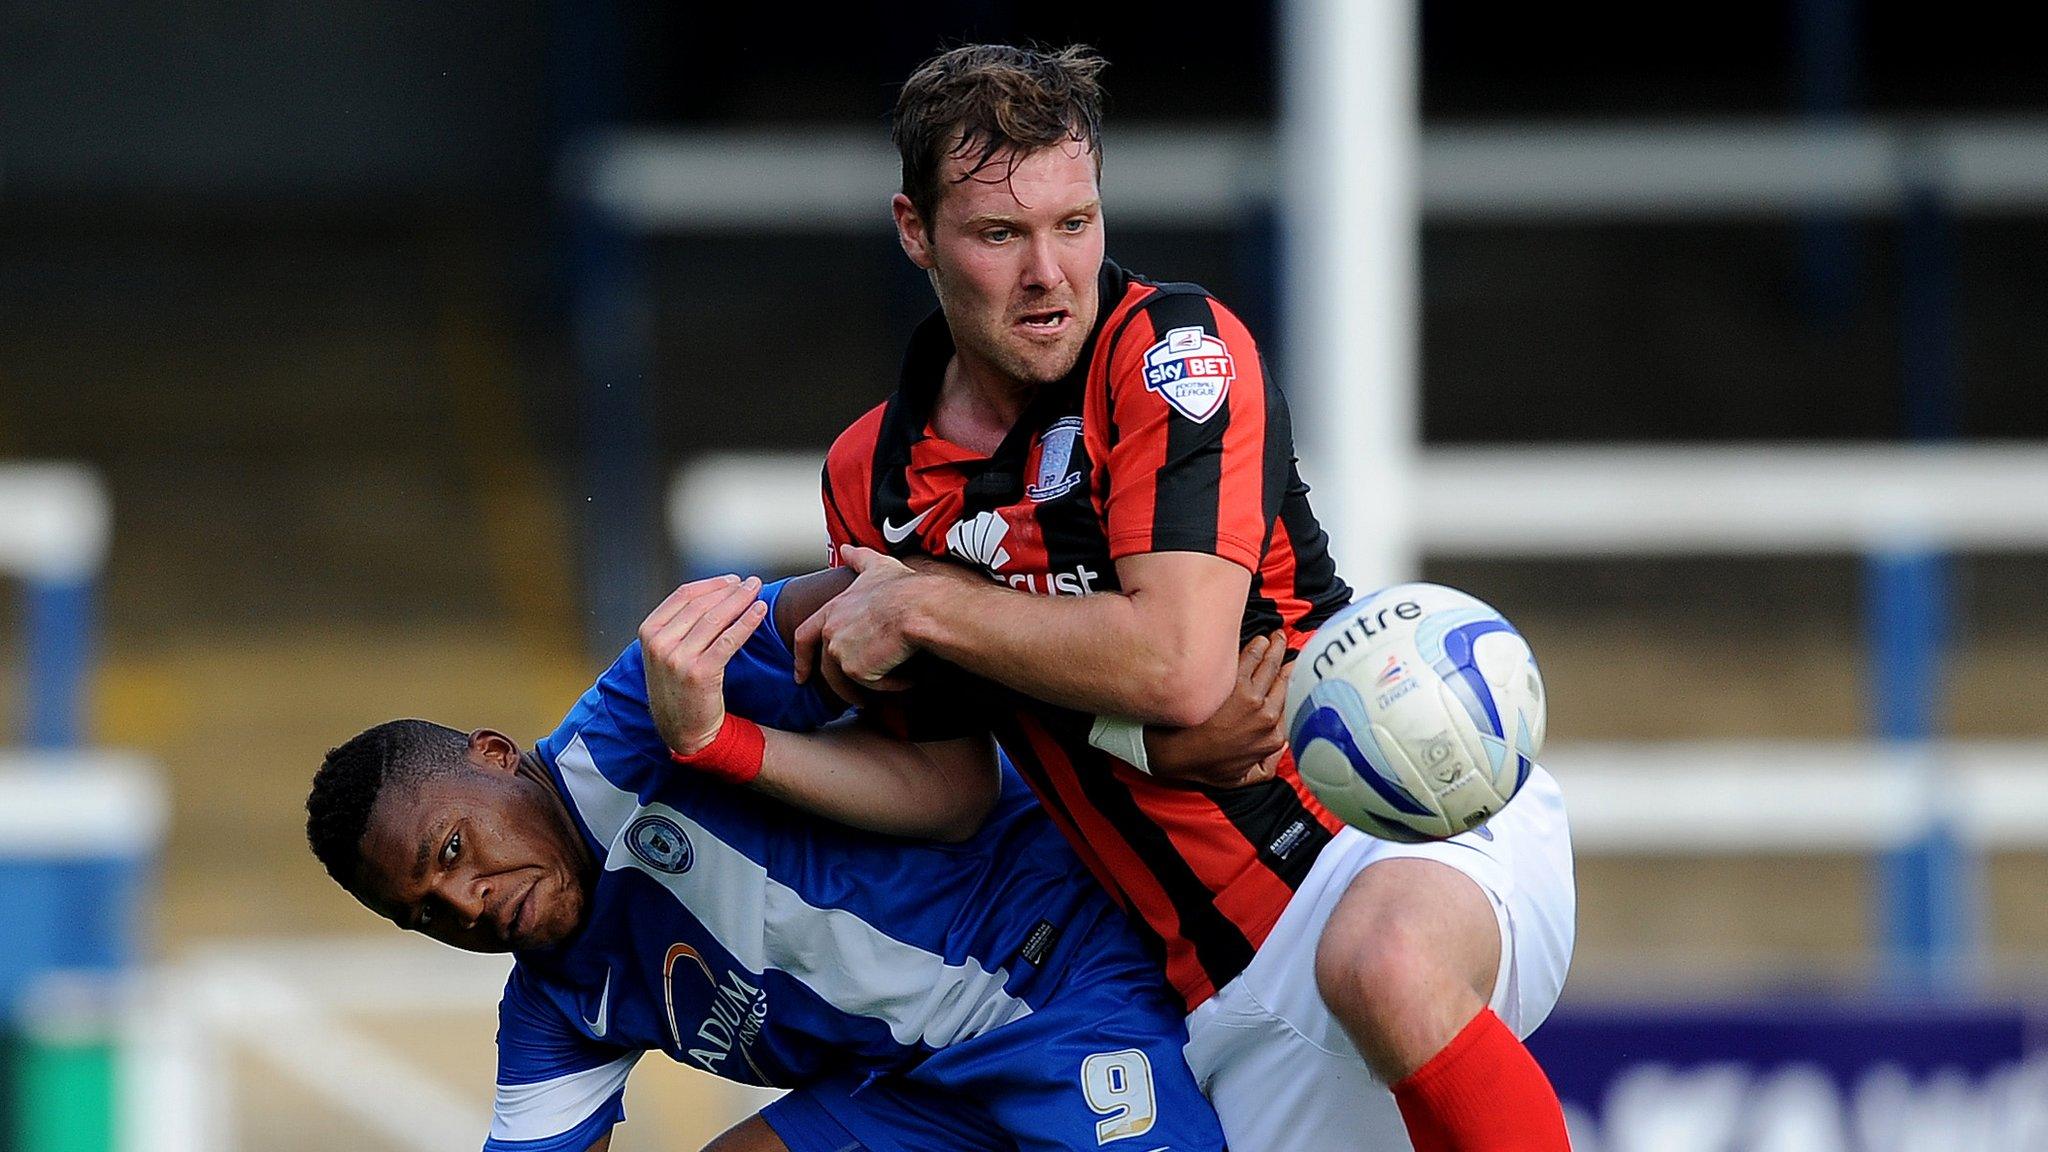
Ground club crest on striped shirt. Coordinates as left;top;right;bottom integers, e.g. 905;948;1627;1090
1142;325;1235;424
1027;416;1085;502
627;814;694;874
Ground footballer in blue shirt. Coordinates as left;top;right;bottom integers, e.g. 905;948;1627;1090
305;570;1280;1152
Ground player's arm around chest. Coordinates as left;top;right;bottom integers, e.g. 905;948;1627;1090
810;544;1248;729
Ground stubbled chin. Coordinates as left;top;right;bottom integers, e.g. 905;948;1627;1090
1005;334;1087;383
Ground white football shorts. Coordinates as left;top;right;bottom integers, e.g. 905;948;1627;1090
1183;764;1576;1152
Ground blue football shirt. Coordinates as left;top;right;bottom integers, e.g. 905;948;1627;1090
488;578;1153;1151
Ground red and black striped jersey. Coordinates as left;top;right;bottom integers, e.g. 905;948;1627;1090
822;260;1355;1008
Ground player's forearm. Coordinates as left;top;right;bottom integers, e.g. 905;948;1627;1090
754;725;997;842
900;577;1226;727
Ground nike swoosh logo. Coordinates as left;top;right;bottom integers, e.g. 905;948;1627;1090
880;508;931;544
583;969;611;1037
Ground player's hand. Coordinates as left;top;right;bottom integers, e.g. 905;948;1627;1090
792;545;922;703
1142;631;1290;789
639;575;770;756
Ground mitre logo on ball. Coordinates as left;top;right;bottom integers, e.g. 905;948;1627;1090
1284;583;1547;843
1142;325;1235;423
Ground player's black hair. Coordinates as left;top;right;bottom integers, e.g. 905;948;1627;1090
305;719;470;891
893;42;1108;227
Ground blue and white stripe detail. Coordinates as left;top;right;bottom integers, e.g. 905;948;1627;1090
489;577;1138;1152
486;1054;638;1150
557;748;1034;1050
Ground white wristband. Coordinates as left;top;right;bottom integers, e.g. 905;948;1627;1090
1087;714;1152;775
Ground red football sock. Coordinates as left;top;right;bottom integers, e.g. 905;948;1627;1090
1392;1008;1571;1151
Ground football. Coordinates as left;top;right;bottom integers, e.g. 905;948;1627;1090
1284;583;1546;842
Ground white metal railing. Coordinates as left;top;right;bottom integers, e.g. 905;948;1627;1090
670;444;2048;571
123;938;783;1152
121;938;511;1152
0;751;166;858
1554;741;2048;854
667;445;2048;858
578;119;2048;230
1421;444;2048;555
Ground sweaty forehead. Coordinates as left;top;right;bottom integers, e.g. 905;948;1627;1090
936;139;1099;216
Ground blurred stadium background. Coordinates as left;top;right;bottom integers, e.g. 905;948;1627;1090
5;1;2048;1149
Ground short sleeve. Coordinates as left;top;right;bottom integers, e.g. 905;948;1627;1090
486;967;641;1152
821;406;891;556
534;645;671;800
1101;292;1275;572
741;574;985;741
723;578;855;734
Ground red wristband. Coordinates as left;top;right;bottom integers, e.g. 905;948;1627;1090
669;713;766;785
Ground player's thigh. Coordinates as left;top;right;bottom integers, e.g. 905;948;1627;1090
1189;982;1412;1152
1185;839;1416;1150
1314;856;1502;1037
1321;764;1576;1036
1184;766;1575;1145
912;979;1227;1152
1449;762;1576;1035
762;1073;1015;1152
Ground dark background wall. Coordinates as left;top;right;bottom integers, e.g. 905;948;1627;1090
8;1;2047;455
1;1;548;197
6;0;2047;644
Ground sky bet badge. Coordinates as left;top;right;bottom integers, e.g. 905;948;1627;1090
1142;325;1235;424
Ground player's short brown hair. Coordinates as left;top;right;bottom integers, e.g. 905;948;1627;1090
892;43;1107;227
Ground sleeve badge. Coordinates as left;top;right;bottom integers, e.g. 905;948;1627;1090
1141;325;1236;424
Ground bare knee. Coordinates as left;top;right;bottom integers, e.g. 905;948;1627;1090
1314;857;1501;1082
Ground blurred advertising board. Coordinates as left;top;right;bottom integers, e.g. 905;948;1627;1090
1532;1002;2048;1151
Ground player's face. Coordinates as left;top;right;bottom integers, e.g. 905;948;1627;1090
352;734;590;954
896;138;1105;390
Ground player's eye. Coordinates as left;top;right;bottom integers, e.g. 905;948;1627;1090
441;831;461;867
415;902;433;930
1060;217;1088;233
983;227;1013;243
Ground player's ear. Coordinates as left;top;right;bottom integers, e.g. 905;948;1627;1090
468;729;521;773
892;193;936;270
